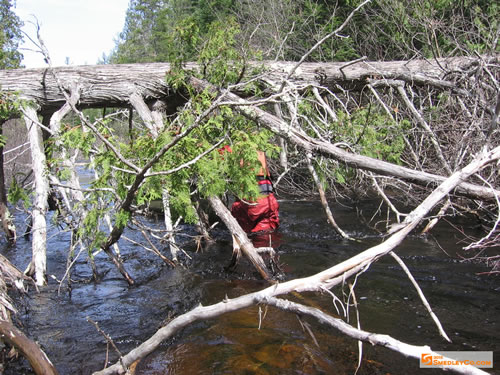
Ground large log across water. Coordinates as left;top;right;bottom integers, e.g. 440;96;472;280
0;56;495;113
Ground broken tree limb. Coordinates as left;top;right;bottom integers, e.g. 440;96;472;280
129;91;163;137
389;252;451;342
421;199;452;235
94;146;500;375
305;152;354;240
0;320;59;375
396;84;452;174
208;196;272;280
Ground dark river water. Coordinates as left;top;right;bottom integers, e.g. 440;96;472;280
2;199;499;375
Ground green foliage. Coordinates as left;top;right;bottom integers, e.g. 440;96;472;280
0;0;23;69
58;124;96;158
111;0;235;64
198;18;245;86
7;176;30;208
114;209;131;229
296;98;409;186
349;0;499;60
333;108;408;164
111;0;498;65
0;90;22;123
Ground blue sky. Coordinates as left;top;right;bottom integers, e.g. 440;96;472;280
14;0;130;68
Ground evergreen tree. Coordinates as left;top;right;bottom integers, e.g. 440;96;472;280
110;0;235;64
0;0;23;69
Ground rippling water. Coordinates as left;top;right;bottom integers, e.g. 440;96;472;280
3;199;499;374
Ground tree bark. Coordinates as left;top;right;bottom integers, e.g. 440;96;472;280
208;196;272;280
23;106;49;286
0;57;495;112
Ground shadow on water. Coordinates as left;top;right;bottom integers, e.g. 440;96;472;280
2;200;499;374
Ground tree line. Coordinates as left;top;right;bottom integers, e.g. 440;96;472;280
108;0;497;64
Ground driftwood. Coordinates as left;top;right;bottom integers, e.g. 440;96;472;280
94;146;499;375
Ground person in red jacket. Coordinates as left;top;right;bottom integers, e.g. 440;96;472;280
230;150;280;233
219;145;279;234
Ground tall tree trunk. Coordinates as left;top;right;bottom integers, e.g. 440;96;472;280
23;107;49;286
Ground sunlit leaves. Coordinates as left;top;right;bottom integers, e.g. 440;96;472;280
333;109;408;164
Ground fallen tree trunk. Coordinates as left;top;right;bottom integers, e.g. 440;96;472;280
0;56;496;113
1;57;497;204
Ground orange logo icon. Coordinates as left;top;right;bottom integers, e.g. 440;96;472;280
421;353;433;366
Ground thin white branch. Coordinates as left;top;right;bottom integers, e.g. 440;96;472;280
390;252;452;342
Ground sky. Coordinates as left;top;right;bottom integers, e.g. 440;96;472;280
14;0;130;68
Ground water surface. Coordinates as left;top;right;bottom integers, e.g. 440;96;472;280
3;199;499;374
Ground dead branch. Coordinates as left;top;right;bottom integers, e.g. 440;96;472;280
0;319;59;375
208;196;272;280
261;297;487;375
306;152;354;240
389;252;451;342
